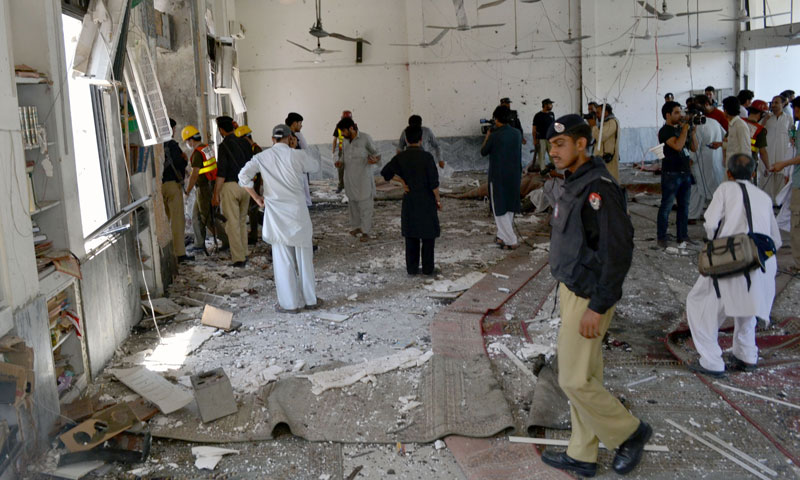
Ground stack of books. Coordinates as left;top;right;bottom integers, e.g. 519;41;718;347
32;221;53;274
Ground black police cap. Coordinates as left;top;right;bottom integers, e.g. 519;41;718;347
546;114;587;140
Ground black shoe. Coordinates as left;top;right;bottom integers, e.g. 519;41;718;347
728;355;757;372
232;259;248;268
275;303;301;314
304;298;324;310
687;360;726;378
177;255;194;263
612;421;652;475
248;237;258;245
541;451;597;477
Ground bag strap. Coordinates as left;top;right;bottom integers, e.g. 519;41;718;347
738;182;754;235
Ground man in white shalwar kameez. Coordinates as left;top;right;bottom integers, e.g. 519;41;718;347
688;116;726;220
686;154;781;375
239;124;321;313
761;96;794;203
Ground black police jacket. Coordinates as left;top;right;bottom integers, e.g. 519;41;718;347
549;157;634;314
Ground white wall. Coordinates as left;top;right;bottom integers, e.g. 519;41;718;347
234;0;741;145
747;45;800;101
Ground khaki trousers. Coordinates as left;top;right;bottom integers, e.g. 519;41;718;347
536;139;551;170
792;188;800;267
605;154;620;182
193;183;229;249
220;182;249;262
557;283;639;462
161;181;186;257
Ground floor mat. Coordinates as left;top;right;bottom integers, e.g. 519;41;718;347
666;316;800;466
444;436;571;480
151;354;514;444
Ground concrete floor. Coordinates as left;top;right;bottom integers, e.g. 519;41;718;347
27;167;800;479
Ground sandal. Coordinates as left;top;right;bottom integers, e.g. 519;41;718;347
495;237;505;246
503;243;520;250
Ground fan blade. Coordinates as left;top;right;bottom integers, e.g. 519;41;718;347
287;39;314;53
453;0;469;29
318;49;340;54
389;43;419;47
514;48;544;54
328;32;369;44
635;32;684;38
637;1;658;15
478;0;507;10
426;25;458;30
470;23;506;29
675;8;722;17
428;29;449;45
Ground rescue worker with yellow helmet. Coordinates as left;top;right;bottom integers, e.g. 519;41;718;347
163;118;192;262
235;125;263;244
182;125;229;254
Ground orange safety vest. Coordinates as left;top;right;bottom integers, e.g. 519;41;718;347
195;144;217;181
743;118;765;153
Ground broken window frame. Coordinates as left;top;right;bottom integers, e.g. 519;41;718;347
122;36;172;146
71;0;130;83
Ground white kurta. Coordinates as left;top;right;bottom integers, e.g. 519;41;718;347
238;143;319;248
342;132;380;202
689;118;725;219
763;112;794;170
686;180;782;370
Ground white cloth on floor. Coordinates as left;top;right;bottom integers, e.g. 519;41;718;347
686;180;781;371
689;118;725;219
272;244;316;310
238;143;319;248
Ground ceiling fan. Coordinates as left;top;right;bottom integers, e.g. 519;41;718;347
719;8;789;22
637;0;721;21
508;0;543;55
477;0;541;10
543;0;590;44
308;0;370;44
390;29;450;48
606;49;631;57
426;0;505;32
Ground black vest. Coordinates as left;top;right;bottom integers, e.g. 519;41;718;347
549;157;627;297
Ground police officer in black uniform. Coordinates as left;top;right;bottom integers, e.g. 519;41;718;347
541;114;651;478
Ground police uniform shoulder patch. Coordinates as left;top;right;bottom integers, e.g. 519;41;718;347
588;192;602;210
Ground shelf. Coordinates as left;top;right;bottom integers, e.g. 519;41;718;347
39;269;75;300
31;200;60;216
52;329;74;352
15;77;47;85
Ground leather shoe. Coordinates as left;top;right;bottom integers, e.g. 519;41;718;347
728;355;757;372
541;451;596;477
687;360;725;378
612;421;652;475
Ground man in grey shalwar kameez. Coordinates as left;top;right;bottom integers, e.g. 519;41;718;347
336;117;381;241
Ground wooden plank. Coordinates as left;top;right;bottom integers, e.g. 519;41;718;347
703;432;778;477
493;343;536;381
713;382;800;410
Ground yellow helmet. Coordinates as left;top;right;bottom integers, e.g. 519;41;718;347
181;125;200;141
235;125;252;137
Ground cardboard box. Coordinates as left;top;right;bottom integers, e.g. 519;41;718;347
190;368;238;423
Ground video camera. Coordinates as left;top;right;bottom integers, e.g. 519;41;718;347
480;118;494;135
684;107;706;126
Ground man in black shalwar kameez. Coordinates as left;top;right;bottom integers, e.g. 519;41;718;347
381;126;442;275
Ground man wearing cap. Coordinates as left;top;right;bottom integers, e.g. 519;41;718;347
183;125;229;254
481;105;522;249
500;98;526;145
542;114;650;478
532;99;555;172
335;117;381;241
239;125;321;312
332;110;352;193
213;115;254;267
162;118;192;262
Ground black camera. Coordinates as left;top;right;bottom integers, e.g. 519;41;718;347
685;107;707;125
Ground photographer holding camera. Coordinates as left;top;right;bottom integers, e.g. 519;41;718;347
656;101;699;249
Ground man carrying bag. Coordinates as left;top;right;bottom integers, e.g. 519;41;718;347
686;153;781;376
